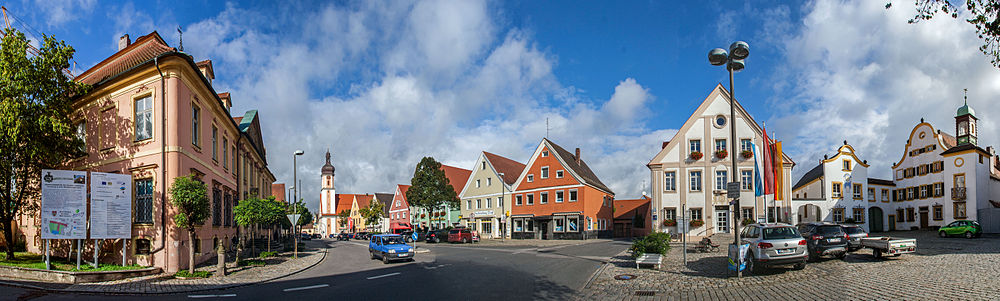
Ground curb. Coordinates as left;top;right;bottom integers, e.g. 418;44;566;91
582;261;610;290
2;245;330;296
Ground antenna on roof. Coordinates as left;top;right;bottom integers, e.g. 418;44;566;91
177;26;184;52
546;118;549;138
964;88;968;105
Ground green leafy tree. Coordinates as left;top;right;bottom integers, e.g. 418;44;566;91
0;29;87;260
337;209;350;229
360;200;385;231
889;1;1000;67
292;201;313;226
405;157;458;223
234;196;285;256
169;175;210;274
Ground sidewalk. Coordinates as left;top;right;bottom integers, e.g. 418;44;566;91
417;238;618;248
0;244;328;295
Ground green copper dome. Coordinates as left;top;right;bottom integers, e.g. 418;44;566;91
957;103;975;117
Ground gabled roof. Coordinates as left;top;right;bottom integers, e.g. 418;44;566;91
76;31;175;85
374;193;394;215
792;163;824;191
441;165;472;195
545;138;614;194
397;184;411;199
867;178;896;186
614;196;651;220
940;143;989;156
484;152;526;185
335;194;355;214
355;194;373;209
940;132;958;149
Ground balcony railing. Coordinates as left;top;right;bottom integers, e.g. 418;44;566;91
951;187;967;201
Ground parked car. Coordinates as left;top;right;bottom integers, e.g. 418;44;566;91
300;233;312;241
841;224;868;252
449;228;475;243
402;231;426;242
740;223;807;273
471;230;481;243
796;222;848;261
368;234;415;264
938;220;983;238
425;229;449;243
312;233;321;239
337;232;350;241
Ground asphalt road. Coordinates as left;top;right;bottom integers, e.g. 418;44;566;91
5;238;629;301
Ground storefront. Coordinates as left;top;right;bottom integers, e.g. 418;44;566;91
511;212;599;240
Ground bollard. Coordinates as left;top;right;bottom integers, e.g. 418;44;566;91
215;243;226;277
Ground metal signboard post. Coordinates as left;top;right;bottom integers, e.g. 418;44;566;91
287;214;301;258
40;169;88;270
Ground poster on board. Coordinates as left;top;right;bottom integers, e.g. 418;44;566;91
90;172;132;239
40;169;88;239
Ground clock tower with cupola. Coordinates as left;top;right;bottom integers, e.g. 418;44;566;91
956;89;978;146
318;149;337;236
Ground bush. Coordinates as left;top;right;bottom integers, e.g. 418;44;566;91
629;232;671;258
239;259;266;267
174;270;211;278
742;218;755;226
259;251;278;258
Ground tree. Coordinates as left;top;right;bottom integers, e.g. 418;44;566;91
890;1;1000;67
169;175;210;274
337;209;350;229
360;200;385;231
0;29;87;260
234;196;285;256
405;157;458;222
292;202;313;226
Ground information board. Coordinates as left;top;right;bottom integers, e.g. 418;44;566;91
40;169;88;239
90;172;133;239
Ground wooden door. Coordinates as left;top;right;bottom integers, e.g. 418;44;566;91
888;215;896;231
919;210;929;229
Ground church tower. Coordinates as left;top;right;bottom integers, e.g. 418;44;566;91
956;89;978;146
320;149;337;235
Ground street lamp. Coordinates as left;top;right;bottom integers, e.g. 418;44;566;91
498;172;505;242
708;41;749;277
292;150;304;257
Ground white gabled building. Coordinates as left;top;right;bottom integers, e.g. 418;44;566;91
648;84;795;238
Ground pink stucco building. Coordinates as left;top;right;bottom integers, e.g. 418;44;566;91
16;32;276;273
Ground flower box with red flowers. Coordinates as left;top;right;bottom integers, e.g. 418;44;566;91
689;151;704;160
715;150;728;159
741;150;753;159
689;219;704;228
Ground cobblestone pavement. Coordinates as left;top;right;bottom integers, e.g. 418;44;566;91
3;242;328;295
579;231;1000;300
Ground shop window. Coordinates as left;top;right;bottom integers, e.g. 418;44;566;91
567;217;578;232
555;218;564;232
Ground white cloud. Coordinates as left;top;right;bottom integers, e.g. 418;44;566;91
26;0;95;27
765;0;1000;181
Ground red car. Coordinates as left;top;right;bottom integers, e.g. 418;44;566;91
448;228;475;243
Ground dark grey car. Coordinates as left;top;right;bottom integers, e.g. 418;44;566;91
797;222;849;261
841;225;868;252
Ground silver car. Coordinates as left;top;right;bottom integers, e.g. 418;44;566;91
740;223;808;273
841;224;868;252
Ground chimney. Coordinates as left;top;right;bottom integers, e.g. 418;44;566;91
118;34;130;51
575;148;581;165
218;92;232;111
661;141;668;149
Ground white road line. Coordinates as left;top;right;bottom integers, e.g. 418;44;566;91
366;272;401;280
188;294;237;298
282;284;330;292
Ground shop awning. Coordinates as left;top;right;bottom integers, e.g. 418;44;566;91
390;223;412;230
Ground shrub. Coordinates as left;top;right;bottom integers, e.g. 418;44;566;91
239;259;266;267
259;251;278;258
174;270;211;278
630;232;671;258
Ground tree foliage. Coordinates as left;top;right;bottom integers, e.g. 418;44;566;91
892;0;1000;67
0;29;88;259
234;196;286;228
169;175;210;231
360;200;385;229
292;201;312;226
405;157;458;213
337;209;350;227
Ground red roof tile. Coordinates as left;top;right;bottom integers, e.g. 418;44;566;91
441;165;472;195
484;152;526;185
614;196;650;220
355;194;373;209
335;194;355;214
76;31;175;86
397;184;410;200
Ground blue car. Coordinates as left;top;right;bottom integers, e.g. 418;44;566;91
369;234;415;264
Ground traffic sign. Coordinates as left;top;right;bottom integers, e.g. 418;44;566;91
287;214;301;225
411;232;418;241
727;182;741;198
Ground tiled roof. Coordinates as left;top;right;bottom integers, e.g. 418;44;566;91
867;178;896;186
335;194;355;214
939;132;957;149
374;193;394;215
232;117;243;124
614;196;650;220
544;139;614;194
792;163;824;191
397;184;410;200
355;194;373;209
484;151;526;185
940;143;988;156
441;165;472;195
76;31;175;86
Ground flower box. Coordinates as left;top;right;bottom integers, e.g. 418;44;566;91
715;150;728;159
741;150;753;159
663;219;677;227
689;219;704;228
690;151;703;160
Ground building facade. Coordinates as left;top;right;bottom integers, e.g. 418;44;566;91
458;152;526;239
647;84;794;238
613;195;652;238
409;165;471;229
16;32;276;273
510;139;615;240
791;143;881;231
388;185;412;233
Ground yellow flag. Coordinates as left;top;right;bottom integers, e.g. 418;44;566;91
773;141;784;201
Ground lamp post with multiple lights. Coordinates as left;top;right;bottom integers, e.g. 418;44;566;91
708;41;749;278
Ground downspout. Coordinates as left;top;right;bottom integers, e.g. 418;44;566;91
149;57;168;263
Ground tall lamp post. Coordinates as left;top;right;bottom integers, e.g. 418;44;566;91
498;172;505;242
293;150;304;257
708;41;749;278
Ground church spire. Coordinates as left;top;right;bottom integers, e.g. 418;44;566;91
322;148;335;175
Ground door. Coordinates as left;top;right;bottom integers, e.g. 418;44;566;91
716;210;729;233
869;207;884;232
539;221;549;239
614;223;625;237
888;215;896;231
919;208;929;229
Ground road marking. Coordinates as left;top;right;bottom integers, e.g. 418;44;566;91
366;272;401;279
282;284;330;292
422;264;450;270
188;294;237;298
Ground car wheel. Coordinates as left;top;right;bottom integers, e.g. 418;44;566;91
793;262;806;270
462;238;468;244
383;255;390;264
370;251;377;260
873;249;882;259
939;231;947;238
837;252;847;260
964;231;974;239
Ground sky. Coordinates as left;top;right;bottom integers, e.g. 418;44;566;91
6;0;1000;212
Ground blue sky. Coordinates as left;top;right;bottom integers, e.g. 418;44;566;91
6;1;1000;210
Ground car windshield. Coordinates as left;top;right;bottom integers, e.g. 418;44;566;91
843;227;866;234
816;225;843;235
382;236;405;244
449;230;460;234
762;227;800;240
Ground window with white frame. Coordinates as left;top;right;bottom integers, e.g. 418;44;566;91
212;125;218;161
540;192;548;204
664;171;676;191
569;189;578;202
516;195;523;206
486;198;491;208
715;170;727;190
690;171;702;191
476;199;482;209
691;208;702;220
556;170;564;178
487;177;491;186
541;166;549;179
663;208;677;221
741;139;752;152
191;105;200;146
567;217;578;232
542;150;549;157
715;139;727;152
467;199;472;209
476;179;481;188
527;194;534;205
690;140;701;153
515;220;523;232
527;174;534;182
868;188;876;201
740;170;752;190
134;96;153;141
556;190;564;203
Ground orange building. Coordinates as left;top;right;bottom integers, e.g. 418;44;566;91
613;196;652;238
510;139;615;239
